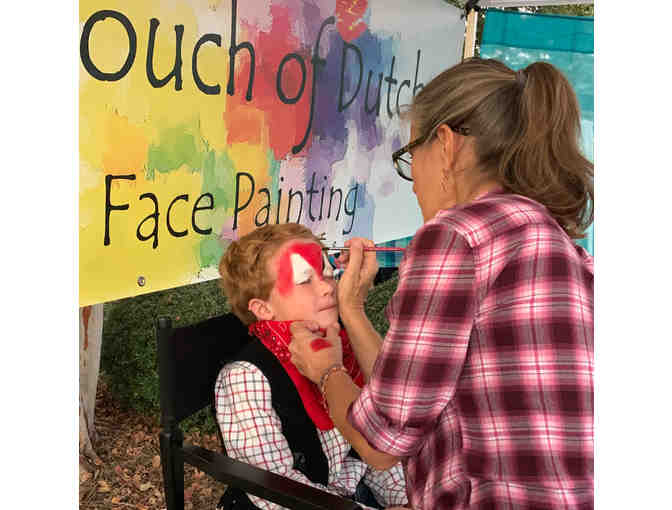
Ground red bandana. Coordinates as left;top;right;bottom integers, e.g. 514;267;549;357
248;320;365;430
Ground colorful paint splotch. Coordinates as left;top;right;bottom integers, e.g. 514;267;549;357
79;0;465;306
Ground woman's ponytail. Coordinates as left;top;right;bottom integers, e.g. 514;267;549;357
409;58;593;239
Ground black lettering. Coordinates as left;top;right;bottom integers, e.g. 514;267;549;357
146;18;184;90
286;189;304;223
338;42;363;112
396;79;410;115
306;173;319;221
276;53;307;104
137;193;160;248
227;0;255;101
413;49;424;96
293;16;335;154
233;172;254;229
192;33;221;95
328;187;342;220
192;193;214;235
80;10;137;81
342;185;358;234
166;194;188;237
319;175;327;220
385;56;398;118
104;173;136;245
276;176;284;224
255;188;271;226
364;71;383;116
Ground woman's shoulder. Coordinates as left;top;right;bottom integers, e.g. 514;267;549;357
433;192;560;248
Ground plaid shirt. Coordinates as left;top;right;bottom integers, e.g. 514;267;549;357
348;191;594;509
215;361;408;510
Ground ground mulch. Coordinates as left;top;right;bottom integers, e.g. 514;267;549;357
79;380;223;510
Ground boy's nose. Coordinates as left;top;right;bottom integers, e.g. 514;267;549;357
318;277;334;296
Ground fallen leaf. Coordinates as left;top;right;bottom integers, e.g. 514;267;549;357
79;468;92;484
140;482;152;492
97;480;111;493
152;455;161;468
111;496;121;504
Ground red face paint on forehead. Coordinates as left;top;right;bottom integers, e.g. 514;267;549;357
274;241;323;296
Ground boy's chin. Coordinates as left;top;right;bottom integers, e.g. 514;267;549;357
315;309;340;329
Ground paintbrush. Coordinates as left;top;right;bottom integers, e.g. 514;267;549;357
322;246;405;253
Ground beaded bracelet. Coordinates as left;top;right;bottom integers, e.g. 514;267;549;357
319;363;348;411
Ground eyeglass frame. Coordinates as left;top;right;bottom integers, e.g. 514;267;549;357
392;124;471;182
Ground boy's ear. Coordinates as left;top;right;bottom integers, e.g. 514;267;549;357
248;298;275;321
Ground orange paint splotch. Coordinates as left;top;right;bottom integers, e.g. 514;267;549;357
225;104;266;145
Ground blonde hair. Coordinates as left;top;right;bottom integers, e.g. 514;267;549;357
218;223;322;325
408;58;593;239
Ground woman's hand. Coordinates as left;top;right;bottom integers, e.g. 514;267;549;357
337;237;379;315
288;321;343;384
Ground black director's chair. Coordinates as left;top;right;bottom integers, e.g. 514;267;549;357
156;312;362;510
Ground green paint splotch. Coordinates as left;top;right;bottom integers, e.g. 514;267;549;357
202;149;237;213
147;124;205;178
197;236;224;269
195;149;239;269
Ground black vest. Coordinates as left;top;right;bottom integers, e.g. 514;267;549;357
217;338;330;510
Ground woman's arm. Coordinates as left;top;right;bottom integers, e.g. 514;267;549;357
336;238;383;380
321;369;400;471
340;307;383;381
288;323;400;471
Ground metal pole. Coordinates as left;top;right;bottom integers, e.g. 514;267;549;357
463;8;478;60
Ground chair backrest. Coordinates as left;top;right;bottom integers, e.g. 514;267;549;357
157;313;250;427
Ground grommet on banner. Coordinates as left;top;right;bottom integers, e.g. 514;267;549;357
137;276;146;287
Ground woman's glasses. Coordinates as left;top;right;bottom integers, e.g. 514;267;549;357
392;124;471;182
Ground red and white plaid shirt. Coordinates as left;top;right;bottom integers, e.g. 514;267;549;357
215;361;408;510
348;191;594;509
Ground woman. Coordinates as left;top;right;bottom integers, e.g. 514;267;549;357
289;58;594;509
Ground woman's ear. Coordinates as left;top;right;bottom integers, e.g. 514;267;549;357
435;124;457;168
248;298;275;321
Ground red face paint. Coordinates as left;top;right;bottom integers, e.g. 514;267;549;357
274;241;324;296
310;337;332;352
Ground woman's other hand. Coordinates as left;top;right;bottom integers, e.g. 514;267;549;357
337;237;378;315
289;321;343;384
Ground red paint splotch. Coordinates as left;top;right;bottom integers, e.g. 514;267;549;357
310;337;332;352
275;242;324;296
225;7;314;158
335;0;368;42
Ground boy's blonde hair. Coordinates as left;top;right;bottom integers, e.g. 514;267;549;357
219;223;323;325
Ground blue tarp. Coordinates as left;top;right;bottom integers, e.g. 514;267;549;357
480;9;594;254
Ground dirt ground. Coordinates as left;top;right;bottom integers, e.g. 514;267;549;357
79;381;223;510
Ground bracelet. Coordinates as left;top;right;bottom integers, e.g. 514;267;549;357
319;363;348;409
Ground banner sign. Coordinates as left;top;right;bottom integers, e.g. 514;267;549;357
480;9;594;254
79;0;464;306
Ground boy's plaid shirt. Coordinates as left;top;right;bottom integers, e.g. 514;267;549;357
348;191;594;509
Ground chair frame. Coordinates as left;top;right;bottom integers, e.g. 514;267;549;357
156;314;362;510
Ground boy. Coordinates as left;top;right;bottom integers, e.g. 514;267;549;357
216;223;408;510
